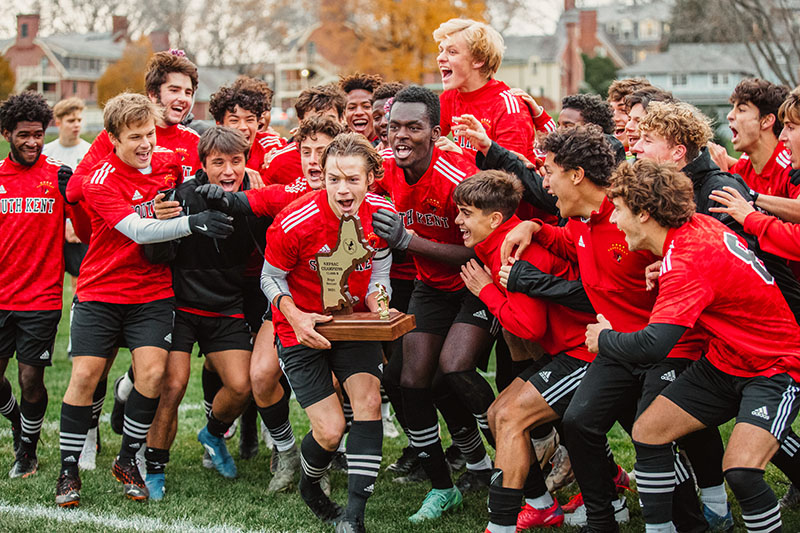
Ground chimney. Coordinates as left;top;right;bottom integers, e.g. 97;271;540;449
564;0;576;11
16;14;40;48
112;16;129;43
578;9;598;55
148;29;170;52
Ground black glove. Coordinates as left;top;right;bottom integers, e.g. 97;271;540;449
195;183;252;215
188;210;234;239
372;208;412;250
58;165;76;204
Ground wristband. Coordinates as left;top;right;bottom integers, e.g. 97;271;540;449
274;294;290;313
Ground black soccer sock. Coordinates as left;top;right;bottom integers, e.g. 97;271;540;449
680;426;725;488
633;440;675;525
119;388;159;463
89;379;106;430
522;459;549;499
300;432;335;497
772;430;800;485
402;386;453;489
494;335;514;392
344;420;382;521
451;426;489;467
0;377;20;429
257;397;296;452
443;370;496;448
606;440;619;479
19;393;47;455
510;359;535;380
240;400;258;442
280;373;292;402
145;447;170;475
488;469;524;528
725;468;782;533
201;365;223;419
434;379;489;465
383;350;407;429
530;423;554;441
672;452;708;533
59;402;92;476
207;411;233;438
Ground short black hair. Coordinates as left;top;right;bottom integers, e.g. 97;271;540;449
541;125;616;188
0;91;53;133
372;82;405;103
561;93;615;135
391;85;440;128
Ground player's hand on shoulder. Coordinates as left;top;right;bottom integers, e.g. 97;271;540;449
498;262;514;289
154;193;182;220
500;220;540;265
435;136;463;155
246;167;265;190
57;165;74;203
188;209;234;239
706;142;731;173
708;185;755;225
645;260;662;291
509;88;543;118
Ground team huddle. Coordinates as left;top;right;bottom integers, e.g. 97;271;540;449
4;16;800;533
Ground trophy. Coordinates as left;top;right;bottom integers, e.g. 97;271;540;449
314;215;415;341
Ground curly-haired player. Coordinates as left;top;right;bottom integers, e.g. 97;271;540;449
340;73;383;142
558;94;615;135
0;91;68;479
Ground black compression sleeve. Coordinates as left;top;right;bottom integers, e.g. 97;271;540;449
598;323;688;364
506;260;595;313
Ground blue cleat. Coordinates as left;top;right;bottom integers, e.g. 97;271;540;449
703;503;734;532
198;426;237;479
146;472;165;501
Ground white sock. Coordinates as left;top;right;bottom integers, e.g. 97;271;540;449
381;401;391;418
526;492;554;510
466;454;492;471
700;483;728;516
486;523;515;533
645;522;674;533
337;434;346;453
118;373;134;401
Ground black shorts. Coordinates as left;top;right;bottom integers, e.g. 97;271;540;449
70;297;175;358
63;242;88;278
242;276;269;333
407;280;499;337
634;357;694;420
0;310;61;367
662;357;800;441
522;354;589;418
277;339;383;409
390;277;414;314
171;310;254;355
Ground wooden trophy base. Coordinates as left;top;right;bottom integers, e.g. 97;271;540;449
315;310;416;341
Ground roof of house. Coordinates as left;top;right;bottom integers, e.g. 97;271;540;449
41;32;126;60
195;66;244;102
620;43;772;77
594;1;674;25
503;34;560;63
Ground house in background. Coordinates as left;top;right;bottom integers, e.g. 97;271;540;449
495;34;561;110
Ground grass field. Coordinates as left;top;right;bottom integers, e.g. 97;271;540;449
1;284;799;532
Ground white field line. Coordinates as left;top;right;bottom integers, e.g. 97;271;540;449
0;501;292;533
0;403;204;439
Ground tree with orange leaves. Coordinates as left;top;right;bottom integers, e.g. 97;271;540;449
96;37;154;106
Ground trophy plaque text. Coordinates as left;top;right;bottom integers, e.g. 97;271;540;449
314;215;415;341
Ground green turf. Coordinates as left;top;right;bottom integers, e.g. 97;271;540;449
1;282;799;532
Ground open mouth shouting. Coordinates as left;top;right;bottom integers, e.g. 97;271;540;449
306;168;323;189
336;197;355;215
393;143;413;160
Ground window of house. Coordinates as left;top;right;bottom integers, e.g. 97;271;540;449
531;62;538;75
21;24;28;38
671;74;687;86
73;81;77;94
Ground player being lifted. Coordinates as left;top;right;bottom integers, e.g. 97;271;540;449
261;133;393;533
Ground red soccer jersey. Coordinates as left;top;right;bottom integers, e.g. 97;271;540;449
377;146;478;292
261;142;303;185
440;79;535;161
730;142;795;198
247;131;287;172
0;155;66;311
650;214;800;379
534;197;703;360
474;216;594;362
77;148;182;304
264;189;395;347
246;177;314;218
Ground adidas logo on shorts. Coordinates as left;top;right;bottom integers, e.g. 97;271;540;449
660;370;676;382
164;333;172;343
473;309;488;321
751;406;770;420
378;363;384;373
539;370;552;383
40;349;50;360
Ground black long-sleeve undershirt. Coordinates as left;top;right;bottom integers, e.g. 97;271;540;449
598;323;688;364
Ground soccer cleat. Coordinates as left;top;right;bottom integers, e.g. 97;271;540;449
445;445;466;473
79;427;98;471
455;467;492;493
532;427;560;469
270;445;278;474
112;456;149;501
11;423;21;456
387;446;419;475
268;445;300;493
202;448;214;469
781;483;800;509
224;416;239;440
330;451;348;472
261;419;274;448
565;495;629;527
545;445;575;492
146;472;166;501
382;414;400;439
578;526;620;533
110;375;126;435
320;471;332;497
335;517;366;533
198;426;237;479
55;471;81;508
703;503;734;532
516;501;565;530
9;451;38;478
562;465;629;513
562;492;584;513
299;473;344;524
392;460;428;483
408;486;463;523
